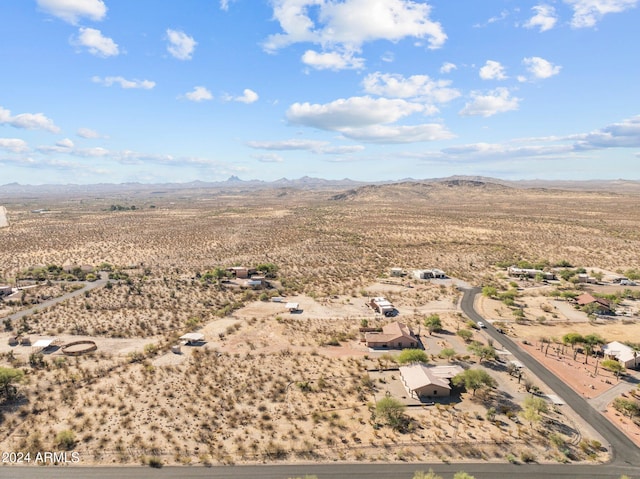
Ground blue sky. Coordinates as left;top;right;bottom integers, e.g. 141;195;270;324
0;0;639;184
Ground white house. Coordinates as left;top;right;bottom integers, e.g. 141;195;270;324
412;269;446;280
369;297;394;315
602;341;639;369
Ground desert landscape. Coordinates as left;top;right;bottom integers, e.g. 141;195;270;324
1;179;640;468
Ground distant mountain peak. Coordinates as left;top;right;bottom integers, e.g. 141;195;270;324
226;175;242;182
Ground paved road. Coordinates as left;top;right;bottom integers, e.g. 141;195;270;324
2;462;640;479
460;287;640;466
1;273;109;325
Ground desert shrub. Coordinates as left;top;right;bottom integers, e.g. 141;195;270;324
375;397;407;430
520;450;535;463
56;430;76;450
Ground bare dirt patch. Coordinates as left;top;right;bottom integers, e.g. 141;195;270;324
521;340;619;399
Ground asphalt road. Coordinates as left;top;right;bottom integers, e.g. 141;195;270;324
2;461;640;479
460;287;640;466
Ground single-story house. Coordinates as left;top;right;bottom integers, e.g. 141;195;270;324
507;266;555;280
390;268;404;277
577;273;598;284
62;263;94;273
180;333;205;345
400;364;464;399
369;297;394;315
602;341;638;369
243;275;266;288
226;267;256;279
365;321;417;349
576;293;612;314
412;269;446;280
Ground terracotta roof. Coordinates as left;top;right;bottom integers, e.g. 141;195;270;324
381;321;414;339
576;293;610;308
365;321;415;344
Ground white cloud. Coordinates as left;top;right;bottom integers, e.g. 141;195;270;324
479;60;507;80
0;138;29;153
73;27;119;57
575;115;640;149
184;86;213;102
565;0;638;28
75;147;110;157
362;72;460;104
339;123;454;143
251;153;284;163
247;138;365;154
524;5;558;32
302;50;365;71
440;62;457;74
285;95;452;144
166;29;197;60
247;139;327;150
263;0;446;67
474;9;510;28
320;145;365;154
287;96;424;130
77;127;102;139
381;51;395;63
234;89;259;104
441;142;573;161
459;88;521;117
92;76;156;89
37;0;106;25
56;138;74;149
0;106;61;133
220;0;237;10
523;56;562;79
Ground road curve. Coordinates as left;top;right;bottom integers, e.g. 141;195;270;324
460;287;640;466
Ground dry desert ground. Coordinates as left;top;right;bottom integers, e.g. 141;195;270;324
1;179;639;467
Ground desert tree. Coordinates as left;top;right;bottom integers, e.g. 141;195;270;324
397;349;429;365
481;286;497;298
375;397;407;430
452;369;496;396
612;398;639;419
521;394;549;429
601;359;625;379
441;348;456;362
457;329;473;343
0;366;24;401
562;333;583;359
424;314;443;335
467;341;496;363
